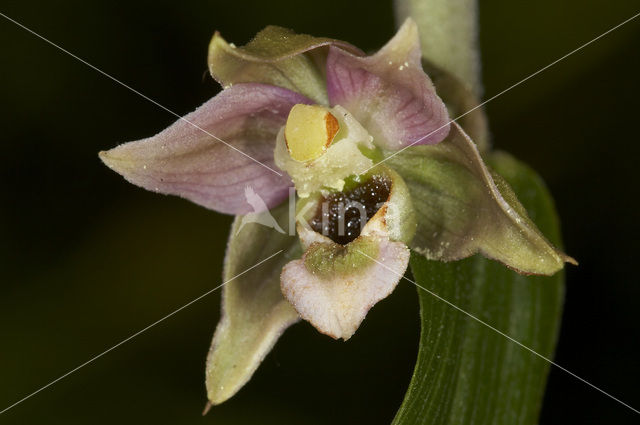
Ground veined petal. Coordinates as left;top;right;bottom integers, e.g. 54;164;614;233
387;123;576;275
326;18;450;150
206;202;300;406
209;26;363;105
281;231;409;340
100;84;312;214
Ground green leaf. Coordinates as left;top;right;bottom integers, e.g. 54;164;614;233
392;151;566;425
205;202;301;405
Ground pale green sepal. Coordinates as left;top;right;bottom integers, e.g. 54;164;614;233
387;123;575;275
208;27;361;105
205;202;301;405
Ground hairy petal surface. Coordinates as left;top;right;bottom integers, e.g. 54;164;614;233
326;18;450;150
206;202;300;405
100;84;312;214
209;26;362;105
387;123;575;275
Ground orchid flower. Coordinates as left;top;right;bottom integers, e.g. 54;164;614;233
99;19;574;406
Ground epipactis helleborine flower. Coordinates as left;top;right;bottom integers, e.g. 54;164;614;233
99;19;575;406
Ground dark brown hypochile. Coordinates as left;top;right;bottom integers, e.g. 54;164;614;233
309;175;391;245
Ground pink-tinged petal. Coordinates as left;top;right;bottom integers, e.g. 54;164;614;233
280;234;409;340
326;19;450;150
100;84;312;214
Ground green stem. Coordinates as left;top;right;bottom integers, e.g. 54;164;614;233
394;0;482;96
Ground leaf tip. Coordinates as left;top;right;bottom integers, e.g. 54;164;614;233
202;402;212;416
563;253;578;266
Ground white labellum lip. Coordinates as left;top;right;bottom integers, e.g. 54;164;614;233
280;232;409;340
280;168;414;341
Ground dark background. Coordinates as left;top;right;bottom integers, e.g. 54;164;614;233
1;1;639;423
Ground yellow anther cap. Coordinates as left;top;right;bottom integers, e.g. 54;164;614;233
284;104;340;162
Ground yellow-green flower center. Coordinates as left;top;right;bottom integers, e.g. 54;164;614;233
274;105;376;197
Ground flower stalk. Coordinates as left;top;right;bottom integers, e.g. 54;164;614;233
395;0;482;96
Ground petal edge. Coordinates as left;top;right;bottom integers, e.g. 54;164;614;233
100;84;312;214
326;19;450;150
281;235;409;340
388;123;575;275
206;203;301;405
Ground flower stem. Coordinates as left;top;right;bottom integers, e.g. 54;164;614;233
394;0;482;96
